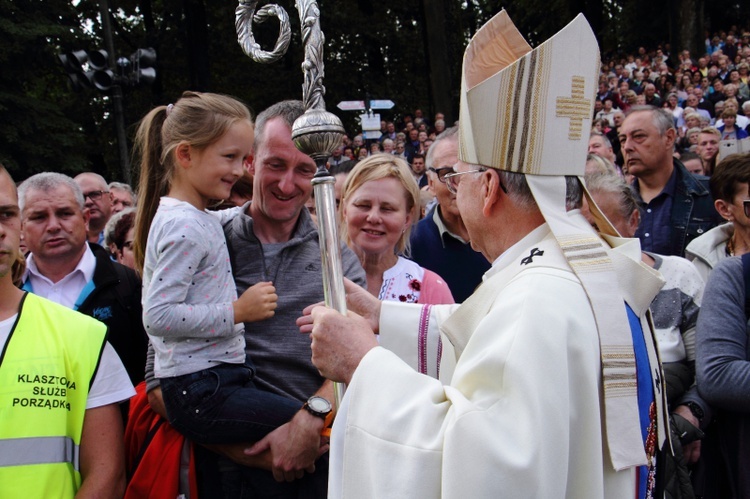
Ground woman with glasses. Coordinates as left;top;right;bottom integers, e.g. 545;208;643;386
686;152;750;281
339;154;454;304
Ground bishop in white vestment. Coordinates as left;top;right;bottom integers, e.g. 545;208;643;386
307;10;669;499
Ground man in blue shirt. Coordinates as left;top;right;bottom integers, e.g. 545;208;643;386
618;106;721;256
409;126;490;302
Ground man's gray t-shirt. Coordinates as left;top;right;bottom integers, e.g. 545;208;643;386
224;207;366;402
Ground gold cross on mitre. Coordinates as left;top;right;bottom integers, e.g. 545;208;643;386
555;76;591;140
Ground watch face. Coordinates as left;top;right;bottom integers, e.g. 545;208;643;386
308;397;331;413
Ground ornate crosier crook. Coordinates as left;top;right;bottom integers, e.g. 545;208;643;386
237;0;348;408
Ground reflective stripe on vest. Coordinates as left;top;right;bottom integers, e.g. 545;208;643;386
0;436;79;471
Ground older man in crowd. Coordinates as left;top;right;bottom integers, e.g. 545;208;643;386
588;131;618;165
108;181;136;214
18;172;148;386
74;172;113;245
409;126;490;302
0;164;134;497
619;106;721;256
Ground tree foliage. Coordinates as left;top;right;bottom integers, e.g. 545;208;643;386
0;0;748;182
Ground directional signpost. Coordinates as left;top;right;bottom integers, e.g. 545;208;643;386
337;99;395;140
369;99;395;110
337;100;366;111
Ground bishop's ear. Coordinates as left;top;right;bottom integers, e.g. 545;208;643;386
481;169;502;217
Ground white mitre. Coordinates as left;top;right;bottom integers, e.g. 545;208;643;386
458;11;667;471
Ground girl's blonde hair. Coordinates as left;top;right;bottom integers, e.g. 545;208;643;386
339;153;420;256
132;91;252;272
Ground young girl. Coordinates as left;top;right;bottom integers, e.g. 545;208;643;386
133;91;299;444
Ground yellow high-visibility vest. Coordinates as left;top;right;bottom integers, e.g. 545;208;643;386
0;293;107;498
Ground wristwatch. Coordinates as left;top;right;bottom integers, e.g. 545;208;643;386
685;401;704;422
303;396;332;419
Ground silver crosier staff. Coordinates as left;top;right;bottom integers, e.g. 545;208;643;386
236;0;347;408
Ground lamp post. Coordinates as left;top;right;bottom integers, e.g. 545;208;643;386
98;0;130;183
236;0;347;408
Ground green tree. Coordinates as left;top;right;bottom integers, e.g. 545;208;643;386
0;0;102;181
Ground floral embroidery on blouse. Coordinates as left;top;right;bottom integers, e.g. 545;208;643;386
378;257;426;303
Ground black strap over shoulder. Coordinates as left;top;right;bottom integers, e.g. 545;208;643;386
742;253;750;320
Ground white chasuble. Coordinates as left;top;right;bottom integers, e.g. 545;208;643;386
329;225;641;498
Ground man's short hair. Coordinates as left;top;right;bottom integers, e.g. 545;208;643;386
709;152;750;201
589;131;612;148
626;105;676;135
108;181;136;203
329;161;357;176
686;127;702;138
18;172;84;213
488;169;581;212
75;172;108;189
108;181;134;196
254;100;306;151
585;172;640;220
722;109;738;120
426;125;459;169
699;127;721;139
586;154;617;176
0;162;16;196
412;153;425;163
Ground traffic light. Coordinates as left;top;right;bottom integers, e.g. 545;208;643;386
131;48;157;85
57;47;157;92
58;50;100;91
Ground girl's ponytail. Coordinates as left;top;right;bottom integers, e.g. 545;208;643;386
133;106;169;273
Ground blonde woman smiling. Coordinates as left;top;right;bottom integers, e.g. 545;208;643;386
340;154;454;304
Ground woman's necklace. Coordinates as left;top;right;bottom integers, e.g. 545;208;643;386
727;235;736;257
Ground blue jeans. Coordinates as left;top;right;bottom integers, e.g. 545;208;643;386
160;362;300;445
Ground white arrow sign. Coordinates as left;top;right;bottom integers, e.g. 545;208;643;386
337;100;366;111
369;99;395;109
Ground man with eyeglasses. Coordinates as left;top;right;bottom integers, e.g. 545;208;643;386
409;126;490;302
17;172;148;387
74;172;114;246
304;12;671;498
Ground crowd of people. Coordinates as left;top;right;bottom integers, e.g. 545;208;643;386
3;11;750;499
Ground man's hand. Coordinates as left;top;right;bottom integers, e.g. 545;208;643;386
296;278;381;335
342;278;381;333
244;410;329;482
673;404;702;464
308;307;378;384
